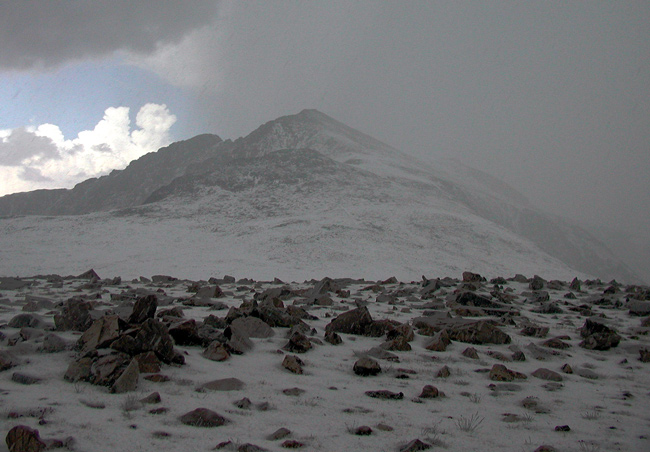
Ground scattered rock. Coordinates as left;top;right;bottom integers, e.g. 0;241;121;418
128;294;158;324
283;332;312;353
400;438;432;451
267;427;291;440
461;347;479;359
424;330;451;351
11;373;41;385
0;351;21;372
230;316;275;338
78;315;120;354
354;425;372;435
436;365;451;378
197;377;245;392
54;298;93;332
5;425;46;452
489;364;527;382
531;368;563;382
579;319;621;350
554;425;570;432
418;385;440;398
203;342;230;362
179;408;229;427
282;355;305;374
353;356;381;376
140;392;161;404
640;348;650;363
41;333;67;353
365;390;404;400
111;359;139;393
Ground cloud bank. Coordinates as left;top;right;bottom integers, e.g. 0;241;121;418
0;1;220;71
0;103;176;196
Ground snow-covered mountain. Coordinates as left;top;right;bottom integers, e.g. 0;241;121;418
0;110;640;282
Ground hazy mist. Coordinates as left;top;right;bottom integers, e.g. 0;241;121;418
1;1;648;279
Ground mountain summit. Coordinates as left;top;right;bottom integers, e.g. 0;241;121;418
0;110;640;282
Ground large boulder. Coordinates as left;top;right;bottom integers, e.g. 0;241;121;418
579;319;621;350
132;319;176;363
128;294;158;324
325;306;385;337
230;316;275;338
77;315;121;355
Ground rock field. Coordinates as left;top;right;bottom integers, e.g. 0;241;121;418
0;271;648;451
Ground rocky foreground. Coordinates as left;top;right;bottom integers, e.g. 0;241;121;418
0;271;648;452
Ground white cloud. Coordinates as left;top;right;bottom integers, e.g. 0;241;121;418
0;103;176;196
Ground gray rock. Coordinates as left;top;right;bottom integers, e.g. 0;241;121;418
197;377;245;392
0;350;20;371
531;368;563;381
128;294;158;324
111;359;140;393
230;316;275;338
179;408;229;427
365;390;404;400
41;333;67;353
8;313;45;329
11;373;41;385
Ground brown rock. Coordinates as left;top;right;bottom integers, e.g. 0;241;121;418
283;332;312;353
134;351;161;373
520;325;548;338
461;347;479;359
436;365;451;378
5;425;46;452
128;294;158;324
353;356;381;376
78;315;120;354
282;355;304;374
489;364;527;382
203;342;230;362
579;319;621;350
561;363;573;374
381;336;412;351
424;330;451;352
418;385;440;398
543;337;571;349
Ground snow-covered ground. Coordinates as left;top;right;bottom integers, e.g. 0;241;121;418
0;272;648;451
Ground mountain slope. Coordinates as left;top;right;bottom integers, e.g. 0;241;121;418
0;110;640;282
0;133;222;215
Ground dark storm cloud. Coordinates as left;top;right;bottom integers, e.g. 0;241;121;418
0;0;220;70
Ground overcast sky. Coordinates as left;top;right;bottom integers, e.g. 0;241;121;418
1;1;648;240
